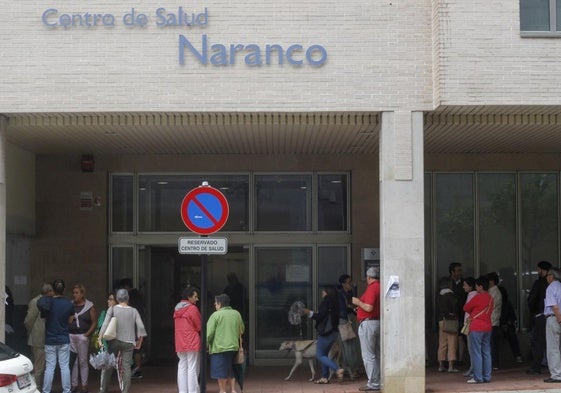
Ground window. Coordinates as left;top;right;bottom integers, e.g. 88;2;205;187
138;174;249;232
111;174;134;232
318;174;348;231
255;174;312;231
520;0;561;34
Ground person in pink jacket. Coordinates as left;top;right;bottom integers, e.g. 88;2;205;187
174;287;201;393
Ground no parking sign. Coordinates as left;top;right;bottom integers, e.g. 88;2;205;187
180;183;229;235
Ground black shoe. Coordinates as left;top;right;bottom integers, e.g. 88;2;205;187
544;378;561;383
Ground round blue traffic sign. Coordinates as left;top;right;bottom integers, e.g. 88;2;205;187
180;185;229;235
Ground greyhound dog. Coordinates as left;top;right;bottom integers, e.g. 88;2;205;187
278;339;341;381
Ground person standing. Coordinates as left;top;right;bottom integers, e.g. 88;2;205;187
302;285;344;384
543;267;561;383
119;278;145;380
69;284;97;393
207;294;244;393
463;276;494;384
437;277;459;373
336;274;362;379
97;288;147;393
38;279;75;393
352;267;381;392
486;272;502;370
527;260;552;374
174;287;201;393
24;282;53;391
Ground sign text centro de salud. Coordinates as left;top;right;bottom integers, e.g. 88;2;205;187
178;237;228;255
40;7;328;67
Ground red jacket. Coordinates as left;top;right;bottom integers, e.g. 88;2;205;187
174;301;201;352
463;292;493;333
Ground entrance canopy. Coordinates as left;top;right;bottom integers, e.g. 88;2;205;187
4;106;561;155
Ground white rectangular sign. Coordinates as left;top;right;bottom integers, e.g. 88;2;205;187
178;237;228;255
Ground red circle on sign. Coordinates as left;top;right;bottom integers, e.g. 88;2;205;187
180;186;229;235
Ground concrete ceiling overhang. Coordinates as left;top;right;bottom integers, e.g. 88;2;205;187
4;106;561;155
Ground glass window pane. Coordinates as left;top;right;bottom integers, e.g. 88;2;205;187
255;175;312;231
435;174;474;280
318;174;348;231
478;174;517;314
111;175;133;232
255;247;312;356
138;174;249;232
520;0;550;31
318;246;347;288
557;0;561;30
520;173;558;295
424;173;433;330
111;246;133;290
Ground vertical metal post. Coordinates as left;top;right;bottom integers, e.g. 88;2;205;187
200;248;208;393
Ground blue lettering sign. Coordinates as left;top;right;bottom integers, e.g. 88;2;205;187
179;34;327;67
42;8;115;28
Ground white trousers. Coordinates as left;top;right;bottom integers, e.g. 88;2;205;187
177;351;200;393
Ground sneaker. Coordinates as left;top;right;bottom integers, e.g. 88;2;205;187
466;378;482;384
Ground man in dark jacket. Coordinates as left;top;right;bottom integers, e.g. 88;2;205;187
527;260;552;374
39;279;74;393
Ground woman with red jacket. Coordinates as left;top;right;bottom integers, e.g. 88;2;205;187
463;276;494;384
174;287;202;393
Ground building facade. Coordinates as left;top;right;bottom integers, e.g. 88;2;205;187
2;0;561;391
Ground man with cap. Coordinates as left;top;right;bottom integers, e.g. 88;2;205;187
527;260;552;374
352;266;381;392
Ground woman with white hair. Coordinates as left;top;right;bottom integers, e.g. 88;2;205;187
98;288;147;393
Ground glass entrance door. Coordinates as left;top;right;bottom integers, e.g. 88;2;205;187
139;245;249;363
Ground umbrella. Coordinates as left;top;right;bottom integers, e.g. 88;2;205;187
232;347;246;392
89;349;116;370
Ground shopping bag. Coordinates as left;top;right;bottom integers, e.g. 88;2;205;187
89;349;116;370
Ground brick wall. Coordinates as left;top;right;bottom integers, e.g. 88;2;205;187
0;0;433;112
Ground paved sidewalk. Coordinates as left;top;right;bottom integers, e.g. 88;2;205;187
79;363;561;393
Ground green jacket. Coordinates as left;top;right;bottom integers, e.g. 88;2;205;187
206;306;244;354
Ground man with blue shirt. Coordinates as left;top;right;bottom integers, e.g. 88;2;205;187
543;268;561;383
39;279;74;393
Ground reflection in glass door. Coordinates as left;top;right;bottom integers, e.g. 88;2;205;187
255;247;313;359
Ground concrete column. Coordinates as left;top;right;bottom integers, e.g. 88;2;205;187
379;110;425;393
0;117;6;342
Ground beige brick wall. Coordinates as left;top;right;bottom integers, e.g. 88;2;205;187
0;0;433;112
435;0;561;105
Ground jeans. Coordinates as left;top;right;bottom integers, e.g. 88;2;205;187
358;320;380;389
177;351;200;393
468;331;492;382
316;331;339;378
43;343;71;393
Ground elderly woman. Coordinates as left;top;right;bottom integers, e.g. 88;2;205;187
207;293;244;393
463;276;494;384
98;288;147;393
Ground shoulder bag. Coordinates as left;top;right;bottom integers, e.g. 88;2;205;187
102;308;118;341
339;321;357;341
462;300;492;336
